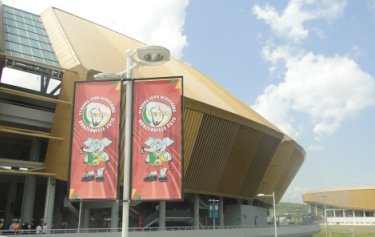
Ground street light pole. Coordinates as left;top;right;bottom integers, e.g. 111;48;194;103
94;45;170;237
272;192;277;237
324;204;328;237
257;192;277;237
321;195;328;237
121;49;134;237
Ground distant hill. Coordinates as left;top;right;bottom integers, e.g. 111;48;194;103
277;202;310;215
276;202;311;224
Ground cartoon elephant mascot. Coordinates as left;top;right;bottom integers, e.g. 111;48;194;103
141;137;174;182
80;137;112;182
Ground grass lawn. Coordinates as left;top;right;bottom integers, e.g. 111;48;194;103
313;225;375;237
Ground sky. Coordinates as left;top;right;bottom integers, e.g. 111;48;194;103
3;0;375;203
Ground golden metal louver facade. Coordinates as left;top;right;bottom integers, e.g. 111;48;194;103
39;7;305;202
304;187;375;211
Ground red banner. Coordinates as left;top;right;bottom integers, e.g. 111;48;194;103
131;77;183;200
69;80;121;200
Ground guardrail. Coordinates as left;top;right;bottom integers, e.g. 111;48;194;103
0;223;319;235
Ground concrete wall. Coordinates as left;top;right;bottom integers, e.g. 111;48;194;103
225;204;268;226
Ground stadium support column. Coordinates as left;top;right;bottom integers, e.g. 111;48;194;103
43;177;56;233
21;176;36;223
219;197;224;227
21;138;39;223
159;201;166;230
194;194;200;229
111;201;119;230
5;179;17;227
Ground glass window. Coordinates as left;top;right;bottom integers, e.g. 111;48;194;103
18;29;28;38
5;18;17;27
42;51;54;60
39;42;51;51
365;212;374;217
23;12;34;21
14;14;25;23
354;210;364;217
19;37;30;46
4;6;15;14
5;42;10;51
335;210;344;217
26;24;36;33
327;210;334;217
37;35;49;43
9;42;21;52
12;51;23;58
17;22;27;30
344;210;353;217
20;45;32;55
6;25;18;35
28;32;38;40
31;14;41;22
31;48;43;58
35;27;45;35
14;9;23;17
4;11;15;20
6;34;19;43
34;57;45;64
29;39;40;49
23;54;33;61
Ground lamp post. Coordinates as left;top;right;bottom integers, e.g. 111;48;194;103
321;195;328;237
257;192;277;237
94;45;170;237
208;198;219;229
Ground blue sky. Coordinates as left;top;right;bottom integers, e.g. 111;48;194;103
4;0;375;203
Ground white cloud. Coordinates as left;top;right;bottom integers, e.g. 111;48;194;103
253;45;375;140
252;0;346;42
3;0;189;58
119;0;189;59
369;0;375;10
307;144;325;151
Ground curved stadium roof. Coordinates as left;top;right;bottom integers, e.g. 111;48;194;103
304;187;375;211
39;7;305;203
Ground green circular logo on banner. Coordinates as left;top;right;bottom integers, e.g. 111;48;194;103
81;100;112;128
142;100;173;128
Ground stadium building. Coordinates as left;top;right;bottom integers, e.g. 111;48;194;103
304;187;375;226
0;2;318;236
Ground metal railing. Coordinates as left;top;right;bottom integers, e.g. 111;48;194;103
0;223;318;235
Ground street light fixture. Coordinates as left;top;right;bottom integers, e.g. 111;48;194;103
257;192;277;237
94;45;170;237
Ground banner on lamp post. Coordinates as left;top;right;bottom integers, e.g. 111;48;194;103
69;80;121;200
131;77;183;201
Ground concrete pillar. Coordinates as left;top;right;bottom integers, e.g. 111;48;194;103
219;197;224;227
5;179;17;226
21;138;40;223
21;175;36;223
53;182;65;229
159;201;166;230
83;203;90;229
43;177;56;232
194;194;200;229
111;200;119;230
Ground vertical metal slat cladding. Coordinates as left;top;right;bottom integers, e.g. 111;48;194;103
217;125;264;195
183;108;203;175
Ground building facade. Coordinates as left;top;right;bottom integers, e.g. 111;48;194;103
0;2;306;232
304;187;375;226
